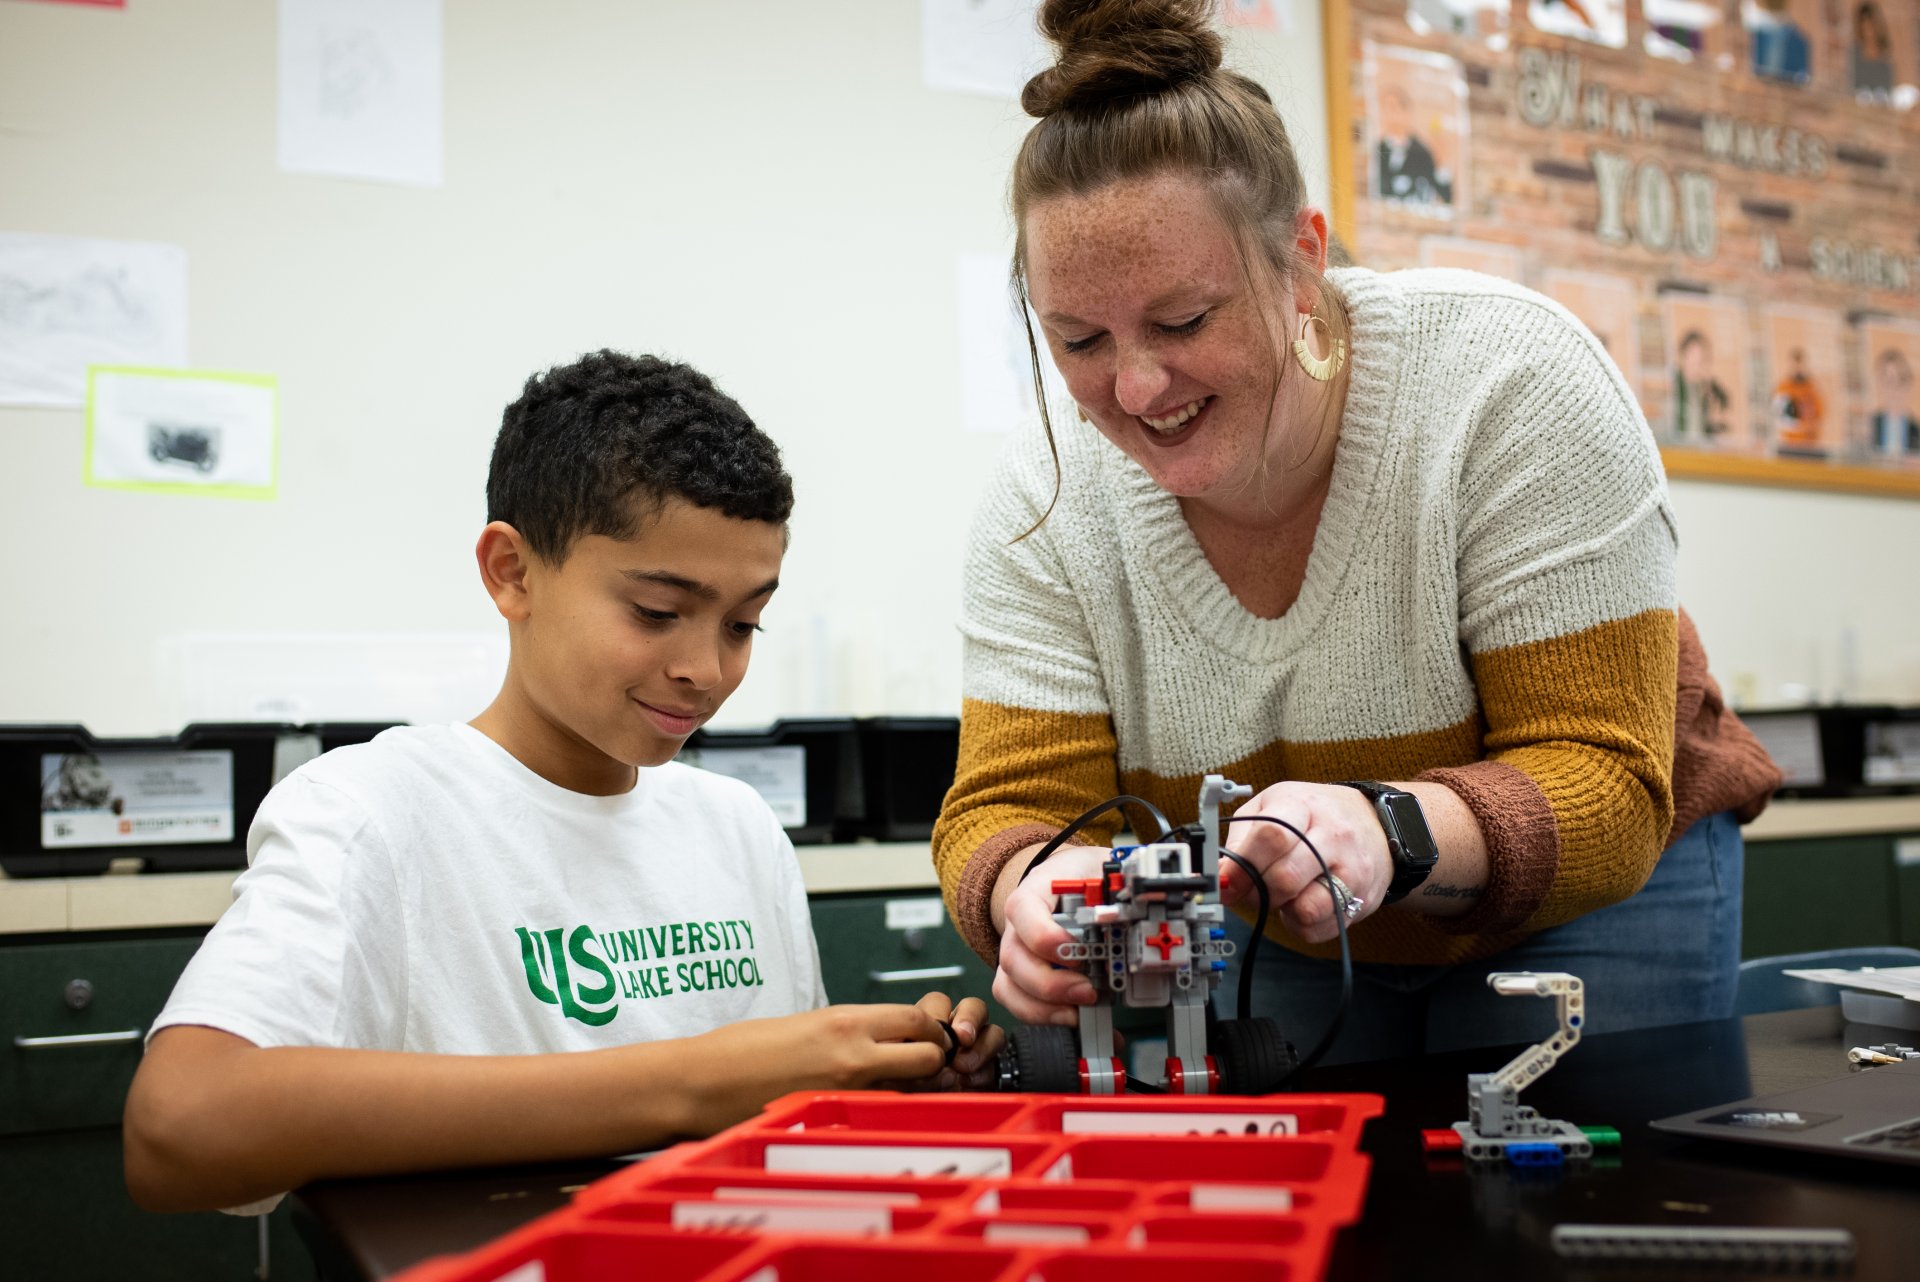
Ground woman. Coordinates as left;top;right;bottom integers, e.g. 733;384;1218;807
931;0;1779;1062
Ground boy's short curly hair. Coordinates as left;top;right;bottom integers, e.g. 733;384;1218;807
486;350;794;562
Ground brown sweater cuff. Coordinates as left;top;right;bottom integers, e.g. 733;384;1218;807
1414;760;1560;936
954;823;1082;967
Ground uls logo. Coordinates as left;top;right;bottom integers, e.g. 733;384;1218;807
515;926;618;1026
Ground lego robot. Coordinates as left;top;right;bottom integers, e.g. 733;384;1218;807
1423;971;1620;1165
998;775;1296;1095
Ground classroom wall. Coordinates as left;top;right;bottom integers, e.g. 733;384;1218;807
1;1;1915;743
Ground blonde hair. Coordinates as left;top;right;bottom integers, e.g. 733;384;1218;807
1010;0;1349;527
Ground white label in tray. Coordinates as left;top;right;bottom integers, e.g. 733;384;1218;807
764;1143;1012;1179
713;1186;920;1207
39;750;234;849
1060;1109;1299;1137
683;746;806;826
672;1201;893;1235
983;1222;1091;1245
489;1264;545;1282
1190;1184;1294;1212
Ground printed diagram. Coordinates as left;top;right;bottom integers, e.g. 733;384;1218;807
0;235;188;408
148;423;222;473
316;25;396;120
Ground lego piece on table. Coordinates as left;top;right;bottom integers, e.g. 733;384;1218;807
1549;1224;1856;1269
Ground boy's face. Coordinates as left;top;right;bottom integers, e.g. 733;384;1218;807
512;498;784;775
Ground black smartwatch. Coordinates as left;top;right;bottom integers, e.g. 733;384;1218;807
1333;782;1440;905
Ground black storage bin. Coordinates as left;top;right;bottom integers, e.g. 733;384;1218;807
2;722;289;877
681;719;857;845
1744;705;1920;798
842;717;961;841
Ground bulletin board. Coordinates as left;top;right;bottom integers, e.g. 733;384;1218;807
1323;0;1920;499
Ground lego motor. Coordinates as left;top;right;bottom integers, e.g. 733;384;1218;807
997;775;1297;1095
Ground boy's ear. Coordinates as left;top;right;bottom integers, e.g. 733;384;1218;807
476;521;537;622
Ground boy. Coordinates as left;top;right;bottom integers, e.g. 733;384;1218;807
124;351;1000;1213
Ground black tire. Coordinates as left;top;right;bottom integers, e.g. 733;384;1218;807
1212;1017;1296;1095
1005;1024;1081;1094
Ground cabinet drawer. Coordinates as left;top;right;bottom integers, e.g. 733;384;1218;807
0;932;206;1135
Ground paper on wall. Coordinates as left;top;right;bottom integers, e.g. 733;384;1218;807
922;0;1048;100
0;234;187;409
86;366;278;499
956;252;1067;435
278;0;443;187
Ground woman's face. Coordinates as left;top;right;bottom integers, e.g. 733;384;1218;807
1024;172;1308;506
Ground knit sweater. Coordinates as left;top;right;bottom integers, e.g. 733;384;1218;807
933;266;1780;968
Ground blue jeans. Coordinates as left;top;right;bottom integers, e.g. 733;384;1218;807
1219;811;1744;1062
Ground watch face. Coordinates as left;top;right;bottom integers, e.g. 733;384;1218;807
1382;793;1439;865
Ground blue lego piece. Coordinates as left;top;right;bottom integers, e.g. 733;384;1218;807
1506;1142;1566;1167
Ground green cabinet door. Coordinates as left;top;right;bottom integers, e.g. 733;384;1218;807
1741;836;1901;959
808;893;1011;1030
0;932;207;1136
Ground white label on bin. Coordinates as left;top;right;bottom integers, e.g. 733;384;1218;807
489;1263;544;1282
1060;1110;1299;1137
39;750;234;849
764;1143;1012;1179
885;897;946;931
683;746;806;827
1865;722;1920;784
1750;715;1823;787
1896;838;1920;869
713;1186;920;1207
673;1200;892;1235
983;1222;1090;1245
1190;1184;1293;1212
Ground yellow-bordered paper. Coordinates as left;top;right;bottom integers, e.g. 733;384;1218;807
85;365;278;500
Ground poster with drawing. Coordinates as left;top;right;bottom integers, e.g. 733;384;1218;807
1419;237;1522;279
1763;307;1847;459
86;366;279;498
1743;0;1821;86
278;0;443;187
1642;0;1727;63
921;0;1049;100
1545;271;1639;392
1528;0;1628;48
1365;44;1467;217
1844;0;1920;104
1404;0;1508;41
1860;321;1920;462
39;749;233;850
1660;294;1752;450
0;234;188;409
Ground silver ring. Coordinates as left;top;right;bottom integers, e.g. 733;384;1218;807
1322;872;1364;920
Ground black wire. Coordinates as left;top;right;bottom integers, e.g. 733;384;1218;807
1218;850;1268;1025
1016;794;1172;884
1222;814;1353;1080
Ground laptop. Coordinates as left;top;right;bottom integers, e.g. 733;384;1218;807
1651;1061;1920;1166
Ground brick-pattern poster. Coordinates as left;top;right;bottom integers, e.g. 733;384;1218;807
1335;0;1920;487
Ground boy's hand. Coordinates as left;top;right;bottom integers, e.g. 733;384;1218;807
880;992;1006;1093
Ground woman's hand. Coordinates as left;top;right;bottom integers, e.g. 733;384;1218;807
1219;782;1392;944
990;843;1109;1027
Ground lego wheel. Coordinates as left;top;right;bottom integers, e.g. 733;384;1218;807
1002;1024;1081;1093
1212;1017;1296;1095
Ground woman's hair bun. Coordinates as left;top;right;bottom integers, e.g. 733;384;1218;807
1022;0;1224;119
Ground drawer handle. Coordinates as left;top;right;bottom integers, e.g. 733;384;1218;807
13;1029;144;1049
867;965;966;983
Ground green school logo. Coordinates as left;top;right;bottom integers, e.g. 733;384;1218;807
516;926;619;1026
515;917;767;1026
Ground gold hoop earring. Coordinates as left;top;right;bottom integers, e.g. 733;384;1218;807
1291;310;1346;382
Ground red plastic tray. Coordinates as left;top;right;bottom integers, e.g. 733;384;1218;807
392;1090;1384;1282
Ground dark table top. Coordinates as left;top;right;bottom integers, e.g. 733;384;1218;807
294;1005;1920;1282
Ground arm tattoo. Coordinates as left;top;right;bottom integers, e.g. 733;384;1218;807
1418;882;1484;901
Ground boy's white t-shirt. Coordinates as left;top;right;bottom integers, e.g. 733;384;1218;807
154;724;827;1055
